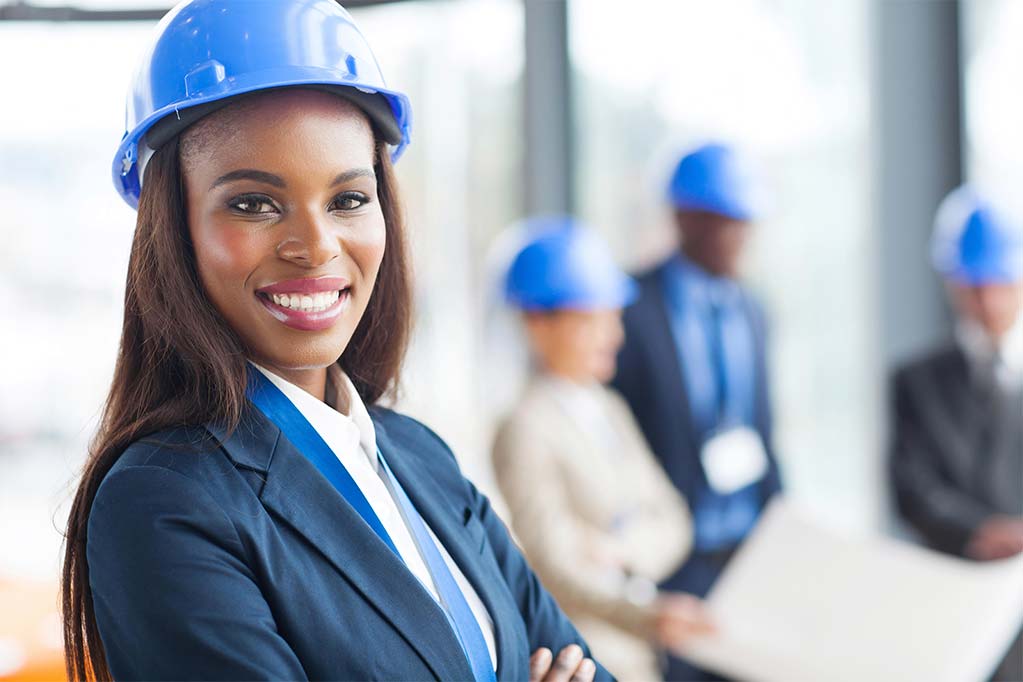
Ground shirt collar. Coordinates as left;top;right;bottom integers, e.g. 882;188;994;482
666;253;742;307
327;364;378;456
249;361;378;463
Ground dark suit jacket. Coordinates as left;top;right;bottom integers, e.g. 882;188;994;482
889;344;1023;556
611;262;783;522
87;404;612;681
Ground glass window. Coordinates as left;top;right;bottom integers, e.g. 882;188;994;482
0;22;155;579
352;0;523;485
962;0;1023;214
570;0;877;529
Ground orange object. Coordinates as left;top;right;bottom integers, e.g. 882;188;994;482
0;579;66;682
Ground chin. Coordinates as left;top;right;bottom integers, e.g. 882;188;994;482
592;362;616;385
252;324;355;373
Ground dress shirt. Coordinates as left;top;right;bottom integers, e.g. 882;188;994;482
251;362;498;668
661;255;762;552
956;313;1023;394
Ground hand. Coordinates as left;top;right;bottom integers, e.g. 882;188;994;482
529;644;597;682
653;592;716;652
966;516;1023;561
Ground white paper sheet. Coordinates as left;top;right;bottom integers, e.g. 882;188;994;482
678;498;1023;682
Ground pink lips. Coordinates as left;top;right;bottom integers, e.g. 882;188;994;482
257;276;350;295
255;276;351;332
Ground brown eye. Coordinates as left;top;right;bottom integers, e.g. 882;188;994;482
329;192;369;212
229;194;278;215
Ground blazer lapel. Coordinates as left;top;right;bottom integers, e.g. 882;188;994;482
208;407;474;681
374;418;514;678
643;268;700;453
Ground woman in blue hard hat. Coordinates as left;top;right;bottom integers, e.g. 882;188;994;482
889;186;1023;682
61;2;610;680
492;217;716;681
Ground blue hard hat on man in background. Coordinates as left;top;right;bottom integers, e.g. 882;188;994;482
113;0;412;209
931;186;1023;285
668;143;763;221
504;217;637;312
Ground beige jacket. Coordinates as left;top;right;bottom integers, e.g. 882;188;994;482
492;377;692;681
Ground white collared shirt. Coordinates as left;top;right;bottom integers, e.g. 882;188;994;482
250;362;497;668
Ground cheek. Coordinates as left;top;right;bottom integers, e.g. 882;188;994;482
198;227;267;284
189;217;271;303
347;216;387;286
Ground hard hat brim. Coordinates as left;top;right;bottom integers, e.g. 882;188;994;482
113;75;411;210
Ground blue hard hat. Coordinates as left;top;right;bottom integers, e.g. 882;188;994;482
504;216;638;312
667;143;763;221
931;186;1023;285
113;0;412;209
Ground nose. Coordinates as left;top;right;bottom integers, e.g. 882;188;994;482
275;209;342;268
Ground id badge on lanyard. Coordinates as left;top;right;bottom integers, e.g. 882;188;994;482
699;424;769;495
697;291;769;494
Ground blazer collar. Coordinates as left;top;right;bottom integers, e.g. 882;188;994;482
204;403;278;472
205;405;477;681
643;263;699;448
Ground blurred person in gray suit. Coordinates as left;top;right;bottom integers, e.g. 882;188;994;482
492;217;716;681
889;186;1023;681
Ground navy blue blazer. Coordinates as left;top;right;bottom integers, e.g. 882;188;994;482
87;404;613;681
611;263;783;545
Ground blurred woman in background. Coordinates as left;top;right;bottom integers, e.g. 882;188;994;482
493;217;715;681
61;2;610;680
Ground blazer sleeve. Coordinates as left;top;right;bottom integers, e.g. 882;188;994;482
466;476;616;681
888;368;994;555
87;464;308;681
491;416;657;640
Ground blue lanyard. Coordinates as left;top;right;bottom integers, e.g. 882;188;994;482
246;368;399;556
377;454;497;682
246;368;496;682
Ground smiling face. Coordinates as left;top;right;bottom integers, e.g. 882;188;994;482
180;90;384;393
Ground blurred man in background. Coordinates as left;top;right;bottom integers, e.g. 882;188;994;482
889;186;1023;681
612;144;784;681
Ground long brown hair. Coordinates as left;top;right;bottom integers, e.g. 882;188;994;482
61;131;412;681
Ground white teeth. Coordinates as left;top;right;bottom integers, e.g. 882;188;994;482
268;290;342;313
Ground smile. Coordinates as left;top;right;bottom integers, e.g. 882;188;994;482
268;290;340;313
255;277;351;331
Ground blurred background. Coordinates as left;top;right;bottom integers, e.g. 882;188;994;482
0;0;1019;678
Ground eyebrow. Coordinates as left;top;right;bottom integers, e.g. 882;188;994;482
210;169;285;190
209;167;376;191
330;168;376;186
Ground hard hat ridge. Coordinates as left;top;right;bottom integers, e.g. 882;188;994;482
667;142;764;221
504;216;638;312
931;185;1023;285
